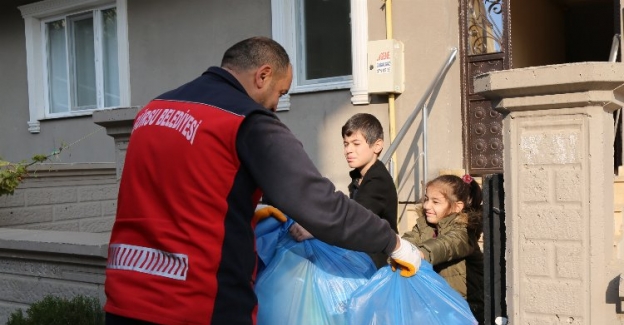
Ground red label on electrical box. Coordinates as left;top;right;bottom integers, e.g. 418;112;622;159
377;51;390;60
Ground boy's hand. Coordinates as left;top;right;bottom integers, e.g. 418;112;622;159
289;223;314;242
389;236;421;277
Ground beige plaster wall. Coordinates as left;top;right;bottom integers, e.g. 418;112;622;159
367;0;464;199
278;0;466;233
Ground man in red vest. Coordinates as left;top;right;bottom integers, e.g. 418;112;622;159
104;36;420;325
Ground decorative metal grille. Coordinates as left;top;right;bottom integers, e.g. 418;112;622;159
467;0;503;55
460;0;510;175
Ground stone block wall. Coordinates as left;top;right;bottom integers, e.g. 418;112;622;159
616;168;624;259
475;62;624;324
511;113;590;323
0;228;109;324
0;163;117;233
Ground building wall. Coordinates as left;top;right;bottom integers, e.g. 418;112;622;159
0;4;30;163
0;164;117;232
475;62;624;324
1;0;469;233
124;0;467;205
0;1;116;164
369;0;464;202
126;0;273;107
0;229;109;324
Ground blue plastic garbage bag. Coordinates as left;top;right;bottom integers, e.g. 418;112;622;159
255;220;376;325
255;216;292;274
347;261;478;325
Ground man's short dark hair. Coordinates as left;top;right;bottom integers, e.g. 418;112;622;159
221;36;290;76
341;113;384;145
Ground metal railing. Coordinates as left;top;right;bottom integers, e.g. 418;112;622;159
609;33;622;176
381;47;458;186
609;33;620;63
610;34;621;138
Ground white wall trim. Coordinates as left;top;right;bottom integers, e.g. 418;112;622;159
271;0;294;111
271;0;369;111
19;0;130;134
22;16;44;133
350;0;370;105
19;0;111;17
116;0;130;107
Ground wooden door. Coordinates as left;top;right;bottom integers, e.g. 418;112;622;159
459;0;511;175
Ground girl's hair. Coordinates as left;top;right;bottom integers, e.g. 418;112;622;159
425;174;483;228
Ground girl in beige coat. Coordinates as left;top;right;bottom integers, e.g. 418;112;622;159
402;174;484;324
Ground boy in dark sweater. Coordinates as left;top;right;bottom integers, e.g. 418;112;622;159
290;113;398;268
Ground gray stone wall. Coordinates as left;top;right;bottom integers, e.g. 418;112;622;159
0;229;108;324
0;163;117;233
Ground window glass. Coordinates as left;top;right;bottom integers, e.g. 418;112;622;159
44;6;118;115
70;13;96;110
46;19;69;113
102;8;120;107
297;0;351;84
20;0;128;132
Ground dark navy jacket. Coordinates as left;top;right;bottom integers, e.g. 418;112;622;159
105;67;397;325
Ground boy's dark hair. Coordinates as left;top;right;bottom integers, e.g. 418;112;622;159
221;36;290;76
341;113;384;146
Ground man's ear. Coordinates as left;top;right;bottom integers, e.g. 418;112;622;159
254;65;273;89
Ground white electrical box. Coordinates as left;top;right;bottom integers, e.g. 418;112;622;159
367;39;405;94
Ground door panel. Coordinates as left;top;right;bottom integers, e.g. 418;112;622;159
460;0;511;175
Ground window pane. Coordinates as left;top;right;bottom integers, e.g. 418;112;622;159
467;0;504;55
102;8;120;107
70;14;96;110
299;0;351;82
46;20;69;113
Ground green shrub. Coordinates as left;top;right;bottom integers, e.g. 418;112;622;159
6;295;104;325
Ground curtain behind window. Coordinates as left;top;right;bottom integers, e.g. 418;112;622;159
47;20;69;113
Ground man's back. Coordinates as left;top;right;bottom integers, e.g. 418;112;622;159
106;68;269;325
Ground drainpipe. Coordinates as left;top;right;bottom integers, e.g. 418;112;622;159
384;0;398;184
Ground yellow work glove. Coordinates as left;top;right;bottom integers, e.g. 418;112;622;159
253;204;287;223
389;237;422;277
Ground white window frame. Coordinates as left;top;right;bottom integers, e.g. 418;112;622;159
271;0;369;111
19;0;130;134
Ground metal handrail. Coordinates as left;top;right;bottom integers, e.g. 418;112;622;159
610;34;622;176
609;33;620;63
610;34;621;138
381;47;458;186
